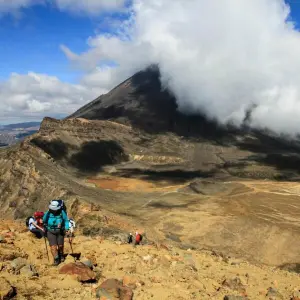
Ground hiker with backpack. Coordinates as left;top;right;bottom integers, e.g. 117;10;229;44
26;212;45;239
135;232;143;246
43;200;70;266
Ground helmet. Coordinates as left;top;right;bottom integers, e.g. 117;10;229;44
49;200;62;211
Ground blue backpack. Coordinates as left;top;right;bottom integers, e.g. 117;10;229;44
44;211;65;232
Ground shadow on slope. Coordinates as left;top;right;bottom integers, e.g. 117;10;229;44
116;168;217;184
31;138;68;160
69;141;128;174
30;138;128;174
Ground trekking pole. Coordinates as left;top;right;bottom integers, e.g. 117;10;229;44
44;236;50;262
68;235;76;262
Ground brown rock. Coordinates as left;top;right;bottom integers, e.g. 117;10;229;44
123;276;144;289
222;277;246;293
96;279;133;300
0;277;16;299
59;262;96;282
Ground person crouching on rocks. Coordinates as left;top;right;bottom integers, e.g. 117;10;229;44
43;200;70;266
28;213;45;239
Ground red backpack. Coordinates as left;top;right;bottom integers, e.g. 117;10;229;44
34;212;44;226
135;233;142;244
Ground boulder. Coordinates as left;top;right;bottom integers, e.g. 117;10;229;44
10;258;27;272
0;277;16;299
59;262;96;282
20;264;38;277
0;236;5;243
96;279;133;300
222;277;246;293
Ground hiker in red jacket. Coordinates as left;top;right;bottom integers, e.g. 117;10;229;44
135;232;143;245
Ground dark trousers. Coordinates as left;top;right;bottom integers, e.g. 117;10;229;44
30;228;44;239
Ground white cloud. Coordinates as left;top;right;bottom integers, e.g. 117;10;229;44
4;0;300;136
0;0;41;15
53;0;127;15
0;0;126;16
62;0;300;135
0;72;102;122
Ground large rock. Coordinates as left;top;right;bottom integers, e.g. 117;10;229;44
96;279;133;300
10;258;27;272
0;277;16;299
59;262;96;282
20;265;38;277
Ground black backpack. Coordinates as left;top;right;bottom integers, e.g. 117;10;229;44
25;216;33;227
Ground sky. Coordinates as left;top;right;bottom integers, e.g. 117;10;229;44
1;0;300;136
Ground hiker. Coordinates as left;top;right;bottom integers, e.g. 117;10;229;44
69;218;76;236
135;232;143;245
43;200;69;266
67;218;76;242
127;233;133;244
27;212;45;239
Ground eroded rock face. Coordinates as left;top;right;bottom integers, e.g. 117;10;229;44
59;262;96;282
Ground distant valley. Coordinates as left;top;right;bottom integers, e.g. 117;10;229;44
0;121;40;147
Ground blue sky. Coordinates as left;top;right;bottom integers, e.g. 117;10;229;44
0;6;108;83
1;0;300;134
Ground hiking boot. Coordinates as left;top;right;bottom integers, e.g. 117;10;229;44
52;256;61;266
58;251;65;262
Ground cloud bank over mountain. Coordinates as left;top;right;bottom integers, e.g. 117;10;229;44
2;0;300;135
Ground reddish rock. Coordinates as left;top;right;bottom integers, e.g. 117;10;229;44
59;262;96;282
96;279;133;300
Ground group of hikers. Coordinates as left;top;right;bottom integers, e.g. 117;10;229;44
27;199;144;266
26;199;76;266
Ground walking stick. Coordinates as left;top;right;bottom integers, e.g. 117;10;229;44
44;236;50;262
68;234;76;262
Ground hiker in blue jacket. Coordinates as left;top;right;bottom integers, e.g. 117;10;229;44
43;200;69;266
